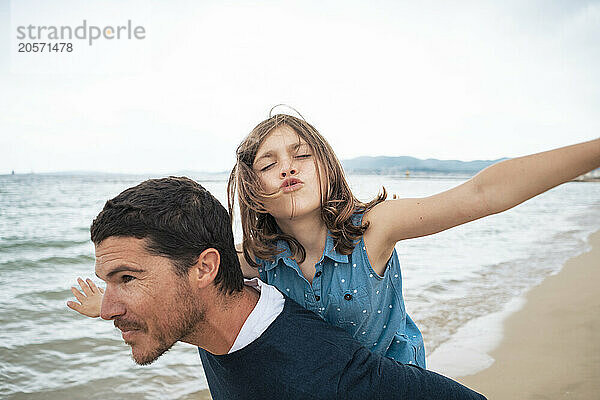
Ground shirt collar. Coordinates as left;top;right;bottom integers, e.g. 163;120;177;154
265;232;348;271
323;233;349;263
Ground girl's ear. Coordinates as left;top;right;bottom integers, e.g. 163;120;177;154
188;248;220;289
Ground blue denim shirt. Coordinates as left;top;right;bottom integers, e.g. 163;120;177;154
256;217;426;367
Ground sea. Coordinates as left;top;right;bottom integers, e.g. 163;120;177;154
1;172;599;399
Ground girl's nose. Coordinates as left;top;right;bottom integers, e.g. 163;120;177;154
280;167;297;178
280;158;297;178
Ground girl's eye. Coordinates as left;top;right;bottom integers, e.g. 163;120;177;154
260;163;275;172
295;154;311;159
122;275;135;283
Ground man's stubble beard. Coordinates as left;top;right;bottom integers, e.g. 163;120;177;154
132;281;206;366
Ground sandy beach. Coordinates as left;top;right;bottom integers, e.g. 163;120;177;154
460;229;600;399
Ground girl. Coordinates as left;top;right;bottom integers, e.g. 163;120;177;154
69;111;600;369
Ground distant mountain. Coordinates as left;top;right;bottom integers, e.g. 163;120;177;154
341;156;508;175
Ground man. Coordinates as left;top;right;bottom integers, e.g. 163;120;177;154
87;176;485;399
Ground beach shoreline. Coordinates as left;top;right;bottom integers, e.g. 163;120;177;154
458;229;600;399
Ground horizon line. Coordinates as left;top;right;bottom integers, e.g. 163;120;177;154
1;154;512;176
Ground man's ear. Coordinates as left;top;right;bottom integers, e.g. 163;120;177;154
188;248;220;289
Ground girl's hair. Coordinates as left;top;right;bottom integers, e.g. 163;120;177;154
227;113;387;268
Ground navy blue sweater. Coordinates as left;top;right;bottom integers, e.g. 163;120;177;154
199;296;486;400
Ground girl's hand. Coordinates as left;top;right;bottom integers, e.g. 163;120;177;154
67;277;104;318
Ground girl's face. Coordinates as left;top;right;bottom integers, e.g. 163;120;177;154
253;124;325;220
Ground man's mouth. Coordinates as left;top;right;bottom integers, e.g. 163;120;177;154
115;321;144;342
121;329;140;342
280;178;303;193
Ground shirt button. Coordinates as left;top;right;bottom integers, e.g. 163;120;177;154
315;295;320;301
344;293;353;301
315;271;322;278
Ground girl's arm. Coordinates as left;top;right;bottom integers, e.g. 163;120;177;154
364;138;600;273
67;277;103;318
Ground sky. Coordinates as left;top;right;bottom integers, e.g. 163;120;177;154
1;0;599;174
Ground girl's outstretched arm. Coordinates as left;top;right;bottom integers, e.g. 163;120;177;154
363;138;600;273
471;138;600;214
67;277;103;318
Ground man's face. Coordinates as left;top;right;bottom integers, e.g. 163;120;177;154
95;236;205;365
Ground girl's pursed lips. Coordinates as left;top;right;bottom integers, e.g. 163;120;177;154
279;177;303;189
280;181;304;193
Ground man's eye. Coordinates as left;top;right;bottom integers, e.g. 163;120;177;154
260;163;275;172
122;275;135;283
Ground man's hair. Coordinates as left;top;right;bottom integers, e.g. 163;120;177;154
90;176;244;294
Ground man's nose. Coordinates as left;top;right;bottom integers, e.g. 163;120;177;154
100;287;126;320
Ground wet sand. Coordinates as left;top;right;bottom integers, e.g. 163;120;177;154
460;230;600;399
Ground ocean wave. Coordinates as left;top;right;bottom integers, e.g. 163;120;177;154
0;254;94;271
15;288;75;301
0;239;89;251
